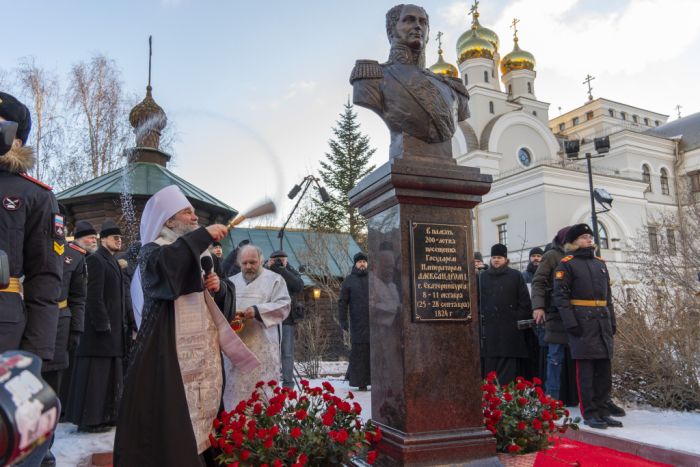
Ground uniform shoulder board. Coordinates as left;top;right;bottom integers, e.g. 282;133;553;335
19;173;53;191
560;255;574;263
350;60;383;84
445;75;470;97
69;243;87;255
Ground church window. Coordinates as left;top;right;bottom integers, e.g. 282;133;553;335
690;171;700;193
608;109;615;117
572;117;579;126
527;82;532;94
489;101;494;114
648;226;659;254
655;120;660;126
497;223;508;246
667;228;677;255
642;164;652;190
508;84;512;95
464;74;468;85
632;115;638;123
558;123;565;131
621;112;627;120
532;111;537;116
484;71;489;83
518;148;532;167
586;111;594;121
597;223;609;250
660;168;670;195
492;69;495;78
644;117;650;126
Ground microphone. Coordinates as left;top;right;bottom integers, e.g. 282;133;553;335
201;256;213;277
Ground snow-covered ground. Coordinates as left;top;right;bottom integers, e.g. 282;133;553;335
52;362;700;465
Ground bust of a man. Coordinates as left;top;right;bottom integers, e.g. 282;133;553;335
350;4;470;161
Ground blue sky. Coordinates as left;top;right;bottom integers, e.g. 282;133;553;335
5;0;700;223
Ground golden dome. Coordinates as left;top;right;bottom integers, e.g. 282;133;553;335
456;26;496;64
456;4;499;64
500;37;536;75
429;39;459;78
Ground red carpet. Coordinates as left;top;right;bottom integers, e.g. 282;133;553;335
535;438;673;467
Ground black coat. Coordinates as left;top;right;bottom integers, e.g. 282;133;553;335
478;265;532;358
269;263;304;325
78;246;125;357
553;247;615;360
338;267;369;344
531;242;569;345
0;165;63;360
114;227;235;467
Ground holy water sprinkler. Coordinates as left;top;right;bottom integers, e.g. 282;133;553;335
226;200;276;231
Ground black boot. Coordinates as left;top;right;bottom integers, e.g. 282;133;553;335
601;416;623;427
605;399;626;417
584;417;608;429
41;450;56;467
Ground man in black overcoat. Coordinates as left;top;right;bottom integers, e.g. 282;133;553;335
478;243;532;385
338;252;370;390
66;219;125;432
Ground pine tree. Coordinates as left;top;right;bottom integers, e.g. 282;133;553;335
306;102;376;244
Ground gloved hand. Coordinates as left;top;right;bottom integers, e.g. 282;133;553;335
68;331;82;351
568;326;583;337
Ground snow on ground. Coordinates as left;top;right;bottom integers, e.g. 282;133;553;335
52;361;700;465
569;405;700;455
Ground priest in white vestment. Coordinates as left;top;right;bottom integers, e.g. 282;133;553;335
223;244;291;410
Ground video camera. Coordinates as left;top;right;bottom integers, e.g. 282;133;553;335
0;351;59;465
516;319;544;330
1;121;18;156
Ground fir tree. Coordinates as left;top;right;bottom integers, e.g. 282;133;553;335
306;102;376;244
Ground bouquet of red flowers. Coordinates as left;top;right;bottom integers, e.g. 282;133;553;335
210;379;381;466
481;372;580;454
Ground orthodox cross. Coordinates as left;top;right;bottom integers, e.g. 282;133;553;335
436;31;444;53
470;0;479;17
148;35;153;88
583;74;595;101
675;104;682;119
510;18;520;39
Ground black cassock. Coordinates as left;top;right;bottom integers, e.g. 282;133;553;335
114;227;234;466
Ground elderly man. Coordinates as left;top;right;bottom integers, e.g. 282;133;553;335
351;4;469;160
66;219;126;433
223;244;291;410
114;185;258;466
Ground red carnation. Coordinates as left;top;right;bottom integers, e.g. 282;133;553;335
532;419;543;430
517;421;526;431
300;379;309;387
273;460;283;467
240;450;250;460
255;381;265;388
322;381;335;393
486;371;497;382
541;410;552;421
507;444;521;453
299;453;308;465
295;409;308;420
353;402;362;414
291;427;302;439
516;382;526;391
266;404;282;417
347;391;355;399
374;428;382;442
503;392;513;402
268;379;278;387
264;437;274;449
253;403;262;415
517;397;527;406
322;411;334;426
533;377;542;385
367;450;378;464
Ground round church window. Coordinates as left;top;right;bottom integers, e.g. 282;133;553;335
518;148;532;167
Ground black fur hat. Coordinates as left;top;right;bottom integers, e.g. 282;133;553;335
74;220;97;238
565;223;593;244
99;219;122;238
0;92;31;144
490;243;507;258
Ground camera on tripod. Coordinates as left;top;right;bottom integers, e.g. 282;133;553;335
1;121;19;156
0;250;9;290
516;319;543;330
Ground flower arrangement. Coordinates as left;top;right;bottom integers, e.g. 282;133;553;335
481;372;580;454
210;379;381;466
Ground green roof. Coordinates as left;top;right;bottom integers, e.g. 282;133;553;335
57;162;236;215
226;228;362;285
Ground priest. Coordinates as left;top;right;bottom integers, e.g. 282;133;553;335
114;185;258;467
223;244;291;410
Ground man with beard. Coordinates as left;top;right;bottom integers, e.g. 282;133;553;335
59;221;98;421
115;185;257;466
522;247;544;286
338;252;370;390
222;244;290;410
479;243;532;384
553;224;622;429
66;219;125;433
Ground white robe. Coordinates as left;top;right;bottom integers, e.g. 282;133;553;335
223;268;291;410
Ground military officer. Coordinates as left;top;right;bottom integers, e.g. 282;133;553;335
553;223;622;429
0;91;64;361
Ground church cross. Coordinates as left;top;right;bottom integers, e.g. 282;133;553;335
469;0;479;16
148;35;153;88
583;74;595;101
436;31;444;52
675;104;682;119
510;17;520;38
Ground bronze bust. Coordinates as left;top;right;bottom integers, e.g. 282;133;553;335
351;4;470;161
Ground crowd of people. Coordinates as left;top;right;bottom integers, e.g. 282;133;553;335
475;224;626;430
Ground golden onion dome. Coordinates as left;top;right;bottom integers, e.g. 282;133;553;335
429;49;459;78
456;26;496;64
500;37;536;75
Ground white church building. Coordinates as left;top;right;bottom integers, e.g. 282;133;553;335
428;6;700;283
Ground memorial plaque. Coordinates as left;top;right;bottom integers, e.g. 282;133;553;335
410;222;471;322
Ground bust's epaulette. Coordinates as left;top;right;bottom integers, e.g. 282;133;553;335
445;75;470;98
19;173;53;191
350;60;383;84
69;243;87;255
561;255;574;263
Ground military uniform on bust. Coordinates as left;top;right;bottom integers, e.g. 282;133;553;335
553;224;623;429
